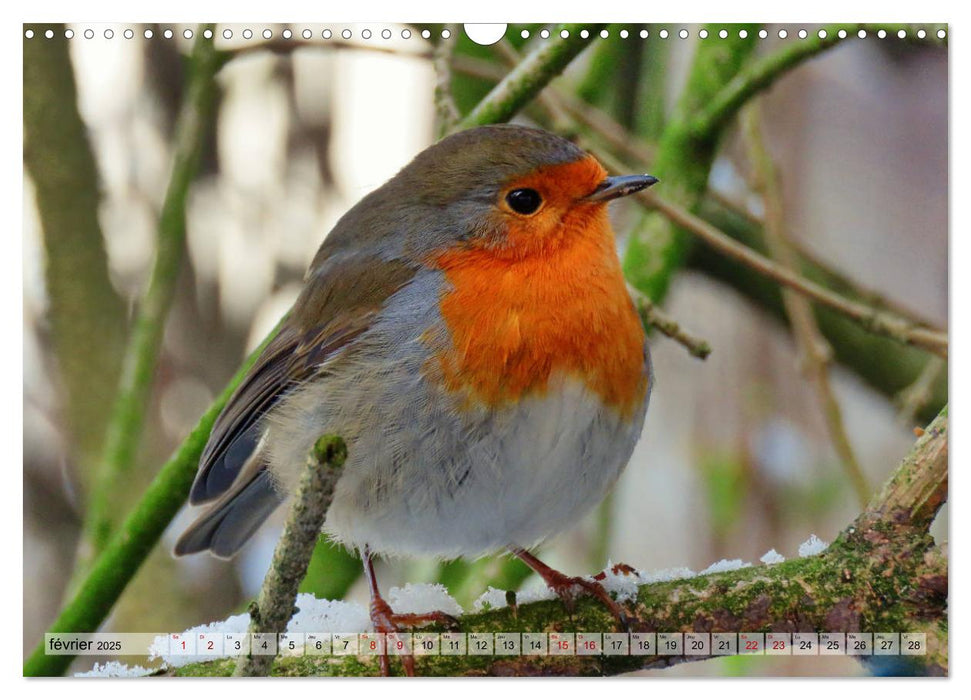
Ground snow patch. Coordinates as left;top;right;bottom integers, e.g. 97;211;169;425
700;559;751;575
760;548;786;565
74;661;155;678
388;583;463;617
798;534;829;557
472;582;556;612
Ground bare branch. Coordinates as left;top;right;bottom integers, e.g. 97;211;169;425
640;192;948;357
742;103;869;507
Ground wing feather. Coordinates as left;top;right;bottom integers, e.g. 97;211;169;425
186;254;418;506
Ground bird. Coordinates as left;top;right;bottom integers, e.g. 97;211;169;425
175;124;657;675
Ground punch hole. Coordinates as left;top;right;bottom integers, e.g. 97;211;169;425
302;29;312;39
323;29;333;39
282;29;292;39
243;29;253;39
124;29;134;39
877;29;887;38
659;29;669;39
65;29;74;38
84;29;94;39
838;29;847;39
818;29;827;39
463;24;508;46
917;29;926;39
521;29;530;39
699;29;708;39
600;29;609;39
798;29;808;39
105;29;114;39
540;29;550;39
739;29;748;38
382;29;391;39
678;29;688;39
719;29;728;39
144;29;153;39
758;29;768;39
223;29;233;39
203;29;213;39
184;29;193;39
897;29;906;39
639;29;648;38
421;29;431;39
620;29;629;39
401;29;411;39
858;29;867;38
164;29;173;39
580;29;589;38
778;29;788;39
24;29;34;39
263;29;273;39
45;29;54;39
363;29;373;39
560;29;570;39
937;29;946;39
342;29;352;39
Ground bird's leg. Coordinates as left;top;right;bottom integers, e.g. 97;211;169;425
511;548;631;629
363;546;461;677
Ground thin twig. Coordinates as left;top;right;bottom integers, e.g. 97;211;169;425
742;103;869;508
432;25;460;137
78;26;221;568
640;191;948;357
896;356;946;428
690;23;949;142
213;37;430;70
629;286;712;359
703;191;946;333
694;195;947;424
457;24;604;130
235;436;347;677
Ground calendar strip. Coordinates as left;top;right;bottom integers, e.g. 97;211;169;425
44;631;928;657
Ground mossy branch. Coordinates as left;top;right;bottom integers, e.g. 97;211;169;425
235;436;348;677
79;26;220;563
173;407;948;677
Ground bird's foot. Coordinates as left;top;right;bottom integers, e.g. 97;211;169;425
369;596;460;677
513;549;632;630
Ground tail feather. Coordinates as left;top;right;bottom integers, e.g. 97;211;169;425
174;470;285;559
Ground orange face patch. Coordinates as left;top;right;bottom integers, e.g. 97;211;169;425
429;157;648;418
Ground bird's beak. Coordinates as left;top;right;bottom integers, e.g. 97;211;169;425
584;174;659;202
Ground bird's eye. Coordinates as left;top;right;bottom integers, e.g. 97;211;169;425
505;188;543;215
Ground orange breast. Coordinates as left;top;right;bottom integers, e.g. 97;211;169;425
430;204;648;418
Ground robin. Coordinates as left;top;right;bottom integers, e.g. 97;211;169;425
175;124;657;675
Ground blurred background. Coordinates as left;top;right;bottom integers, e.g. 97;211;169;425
22;23;947;676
